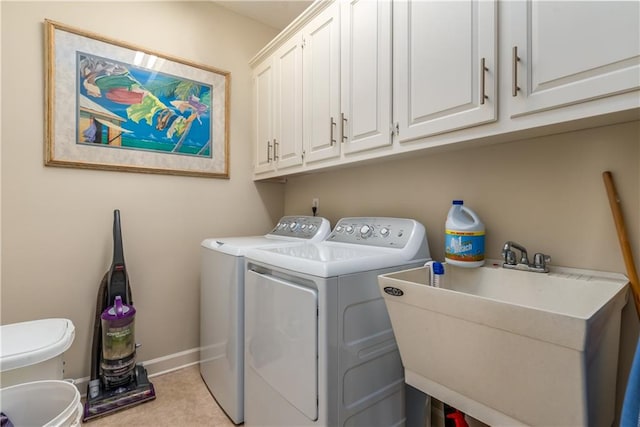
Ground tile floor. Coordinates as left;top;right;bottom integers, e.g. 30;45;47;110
85;364;235;426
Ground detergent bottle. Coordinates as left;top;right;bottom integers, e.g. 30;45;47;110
445;200;485;268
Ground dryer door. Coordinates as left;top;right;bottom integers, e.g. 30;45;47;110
246;270;318;421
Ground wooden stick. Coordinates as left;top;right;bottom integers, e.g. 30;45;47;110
603;171;640;319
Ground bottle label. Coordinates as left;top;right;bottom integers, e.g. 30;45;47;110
445;230;485;262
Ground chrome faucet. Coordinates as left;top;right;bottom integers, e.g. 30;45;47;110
502;241;550;273
502;241;529;265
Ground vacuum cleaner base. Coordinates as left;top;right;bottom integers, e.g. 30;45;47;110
83;365;156;422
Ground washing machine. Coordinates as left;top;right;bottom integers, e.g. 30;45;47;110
200;215;331;424
244;217;431;427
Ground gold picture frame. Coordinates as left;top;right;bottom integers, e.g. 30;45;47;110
45;19;231;178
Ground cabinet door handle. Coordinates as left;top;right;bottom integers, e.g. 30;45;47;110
267;140;272;162
330;117;336;146
512;46;520;97
341;113;348;142
480;57;488;105
273;139;279;161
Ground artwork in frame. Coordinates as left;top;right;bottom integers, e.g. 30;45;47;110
45;19;230;178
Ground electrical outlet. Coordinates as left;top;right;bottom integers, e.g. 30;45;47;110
312;198;319;209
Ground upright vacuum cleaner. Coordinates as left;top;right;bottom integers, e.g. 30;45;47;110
83;209;156;421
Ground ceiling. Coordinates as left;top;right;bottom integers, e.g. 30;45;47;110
215;1;314;30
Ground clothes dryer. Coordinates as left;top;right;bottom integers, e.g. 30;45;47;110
244;217;430;427
200;216;330;424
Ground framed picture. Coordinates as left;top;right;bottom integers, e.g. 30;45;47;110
44;19;230;178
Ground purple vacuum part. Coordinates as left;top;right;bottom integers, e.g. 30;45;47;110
1;412;14;427
101;295;136;320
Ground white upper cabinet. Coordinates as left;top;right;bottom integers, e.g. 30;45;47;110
340;0;393;154
273;34;304;170
251;0;639;179
303;3;341;164
253;58;275;174
508;1;640;117
393;0;497;143
253;35;304;174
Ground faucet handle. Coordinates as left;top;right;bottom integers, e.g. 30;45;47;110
533;253;551;270
503;249;517;265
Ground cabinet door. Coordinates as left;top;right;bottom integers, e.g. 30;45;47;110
340;0;392;154
303;2;341;164
273;34;304;170
253;58;275;174
393;0;497;143
509;1;640;117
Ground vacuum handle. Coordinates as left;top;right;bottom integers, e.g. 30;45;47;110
113;210;125;267
108;209;130;307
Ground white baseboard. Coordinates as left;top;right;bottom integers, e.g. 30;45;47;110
73;347;200;394
143;347;201;378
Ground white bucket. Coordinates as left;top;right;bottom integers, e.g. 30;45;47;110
0;380;82;427
0;318;75;388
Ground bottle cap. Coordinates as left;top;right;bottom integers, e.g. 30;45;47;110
452;200;463;205
433;261;444;274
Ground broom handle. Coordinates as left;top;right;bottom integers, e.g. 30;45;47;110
603;171;640;319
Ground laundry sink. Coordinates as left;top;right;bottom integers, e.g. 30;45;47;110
378;263;628;427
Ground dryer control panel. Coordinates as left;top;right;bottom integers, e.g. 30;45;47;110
268;216;331;240
326;217;425;249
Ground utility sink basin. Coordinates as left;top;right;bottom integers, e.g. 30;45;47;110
378;263;628;427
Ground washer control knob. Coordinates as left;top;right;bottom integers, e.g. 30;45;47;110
289;222;298;231
309;224;316;232
345;226;354;234
360;224;373;238
335;225;343;233
380;227;390;237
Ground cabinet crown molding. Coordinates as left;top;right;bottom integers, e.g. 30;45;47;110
249;0;334;67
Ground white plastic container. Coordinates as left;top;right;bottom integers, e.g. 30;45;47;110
0;318;75;387
444;200;485;268
0;380;82;427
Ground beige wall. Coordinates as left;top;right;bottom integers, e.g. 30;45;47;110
284;120;640;420
0;2;284;379
285;122;640;273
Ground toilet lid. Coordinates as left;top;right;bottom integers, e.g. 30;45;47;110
0;318;75;372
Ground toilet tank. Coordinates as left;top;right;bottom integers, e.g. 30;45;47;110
0;318;75;387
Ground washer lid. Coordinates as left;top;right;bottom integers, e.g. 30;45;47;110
0;318;75;372
200;216;331;256
201;235;298;256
